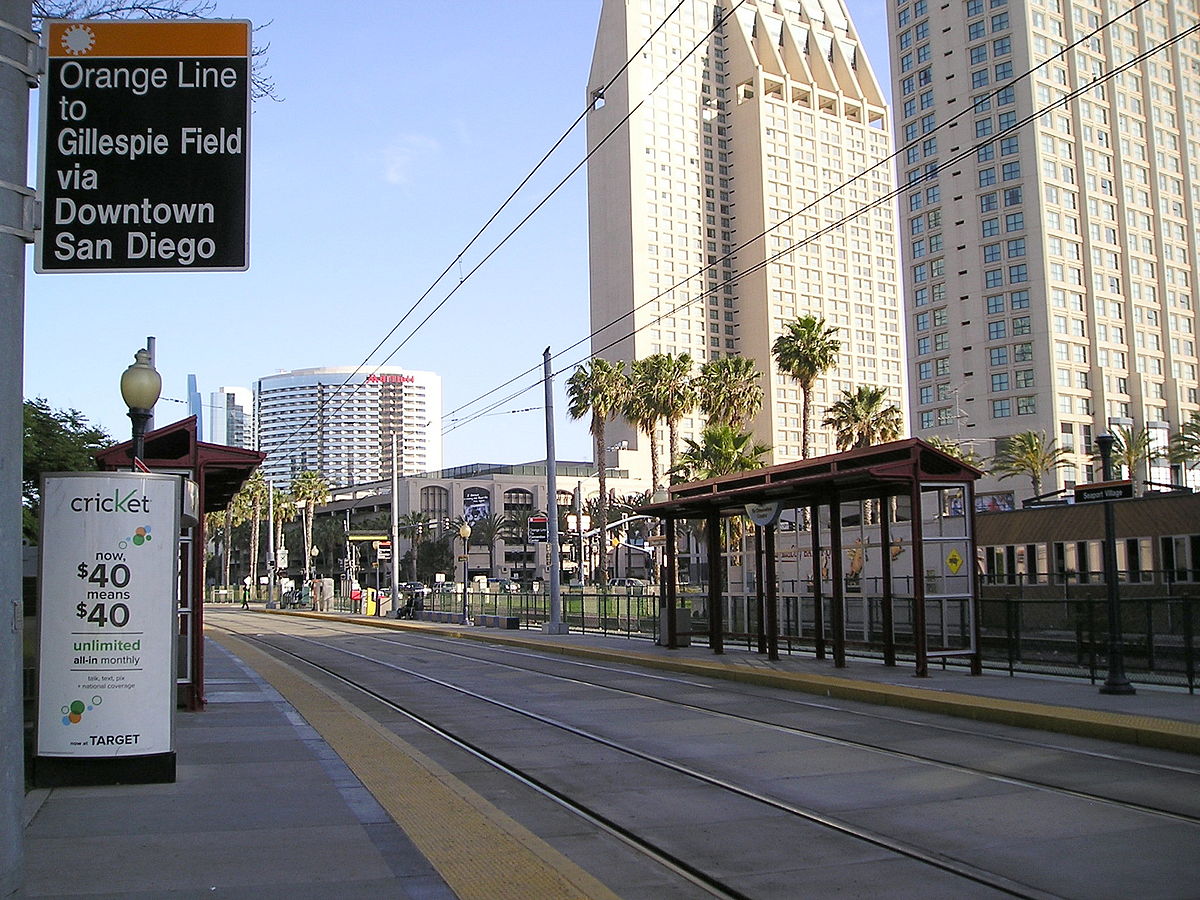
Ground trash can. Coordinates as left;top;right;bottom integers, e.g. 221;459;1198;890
657;607;691;646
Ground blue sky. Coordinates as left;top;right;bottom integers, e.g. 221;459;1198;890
23;0;891;467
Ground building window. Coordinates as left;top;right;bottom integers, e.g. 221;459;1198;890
1000;135;1019;155
970;45;988;64
1013;342;1033;362
981;192;999;212
992;399;1012;417
1009;264;1028;283
982;218;1000;237
1017;396;1036;415
1007;238;1026;257
989;347;1008;366
1012;315;1031;335
986;294;1005;314
972;69;990;89
1005;212;1024;231
991;372;1010;391
985;268;1003;288
979;167;997;186
919;385;933;404
988;320;1007;340
1015;369;1034;387
984;243;1002;263
975;117;994;137
1010;289;1029;309
1002;161;1021;180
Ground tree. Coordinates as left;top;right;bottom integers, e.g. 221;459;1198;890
464;512;513;577
397;511;430;581
223;489;251;591
1169;412;1200;476
992;431;1072;497
926;435;984;470
772;315;841;459
290;470;329;582
22;398;114;542
669;425;771;483
697;356;764;431
821;385;903;452
1105;425;1153;493
651;353;696;472
624;358;664;491
567;357;627;586
270;487;296;575
235;469;268;599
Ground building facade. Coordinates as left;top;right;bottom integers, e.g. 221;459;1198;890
207;386;255;451
587;0;904;478
255;366;442;487
889;0;1200;506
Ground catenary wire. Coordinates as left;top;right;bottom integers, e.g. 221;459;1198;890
257;0;720;463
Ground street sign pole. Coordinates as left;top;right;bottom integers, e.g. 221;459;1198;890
1095;434;1135;695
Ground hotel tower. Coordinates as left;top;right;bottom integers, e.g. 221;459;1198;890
587;0;904;476
888;0;1200;506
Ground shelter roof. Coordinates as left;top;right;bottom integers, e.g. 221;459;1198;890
640;438;982;518
95;416;264;513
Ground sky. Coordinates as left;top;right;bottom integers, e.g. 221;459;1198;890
22;0;892;468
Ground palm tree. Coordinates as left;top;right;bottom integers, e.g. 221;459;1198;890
467;512;514;577
397;511;430;581
624;357;664;491
1169;412;1200;481
697;356;764;431
236;469;268;599
290;470;330;583
991;431;1072;497
224;489;251;594
203;510;225;600
669;424;772;482
926;435;984;470
772;315;841;459
270;487;296;575
1105;424;1153;493
567;357;627;586
651;353;696;472
821;385;904;452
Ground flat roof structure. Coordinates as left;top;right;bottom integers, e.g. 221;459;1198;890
640;439;984;675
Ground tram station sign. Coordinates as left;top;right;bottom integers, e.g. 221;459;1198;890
36;20;251;272
1074;480;1134;503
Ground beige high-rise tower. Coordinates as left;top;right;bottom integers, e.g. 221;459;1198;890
586;0;904;481
888;0;1200;506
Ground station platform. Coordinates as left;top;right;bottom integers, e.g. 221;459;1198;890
20;606;1200;897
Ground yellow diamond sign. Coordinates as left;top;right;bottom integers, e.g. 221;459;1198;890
946;549;964;574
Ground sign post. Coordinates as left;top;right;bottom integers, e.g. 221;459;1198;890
36;19;251;272
36;472;182;785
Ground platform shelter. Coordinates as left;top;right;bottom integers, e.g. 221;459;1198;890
640;438;984;675
96;416;264;708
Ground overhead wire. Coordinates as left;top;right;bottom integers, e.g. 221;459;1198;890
258;0;708;462
442;0;1170;436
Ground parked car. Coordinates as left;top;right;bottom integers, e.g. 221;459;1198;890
432;582;457;594
487;578;521;593
611;577;648;593
398;581;430;596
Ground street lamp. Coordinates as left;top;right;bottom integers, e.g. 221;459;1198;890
458;523;472;623
119;348;161;468
1096;433;1135;695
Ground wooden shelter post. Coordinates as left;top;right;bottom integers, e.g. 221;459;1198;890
879;493;896;667
910;480;929;676
754;525;766;654
664;516;678;649
765;524;779;661
707;510;723;654
829;491;847;668
810;504;825;660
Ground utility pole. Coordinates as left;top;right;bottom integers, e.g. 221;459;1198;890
1;2;34;893
542;348;567;633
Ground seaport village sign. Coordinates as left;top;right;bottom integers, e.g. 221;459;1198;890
36;19;251;272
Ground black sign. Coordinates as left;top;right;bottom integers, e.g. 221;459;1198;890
528;515;548;543
1074;481;1134;503
36;20;250;272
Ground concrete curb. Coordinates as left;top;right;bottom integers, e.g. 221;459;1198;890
259;608;1200;756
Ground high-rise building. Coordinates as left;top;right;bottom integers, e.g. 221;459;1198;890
254;366;442;487
587;0;903;476
890;0;1200;506
208;386;255;450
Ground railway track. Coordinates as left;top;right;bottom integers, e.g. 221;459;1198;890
212;615;1200;899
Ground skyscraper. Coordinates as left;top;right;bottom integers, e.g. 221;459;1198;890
208;386;255;450
890;0;1200;506
587;0;903;477
254;366;442;488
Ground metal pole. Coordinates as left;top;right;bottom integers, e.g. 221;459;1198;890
1097;433;1135;694
542;349;568;633
0;2;31;890
390;433;399;612
267;483;276;607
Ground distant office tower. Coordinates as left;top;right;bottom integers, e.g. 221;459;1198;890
587;0;903;475
890;0;1200;506
208;386;255;450
254;367;442;488
186;374;204;440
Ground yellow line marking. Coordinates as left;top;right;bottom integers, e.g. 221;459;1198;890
208;627;622;900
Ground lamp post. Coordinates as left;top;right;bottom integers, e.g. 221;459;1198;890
458;523;471;623
1096;433;1135;695
119;348;161;469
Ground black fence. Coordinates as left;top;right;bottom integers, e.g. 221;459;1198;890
318;575;1200;693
